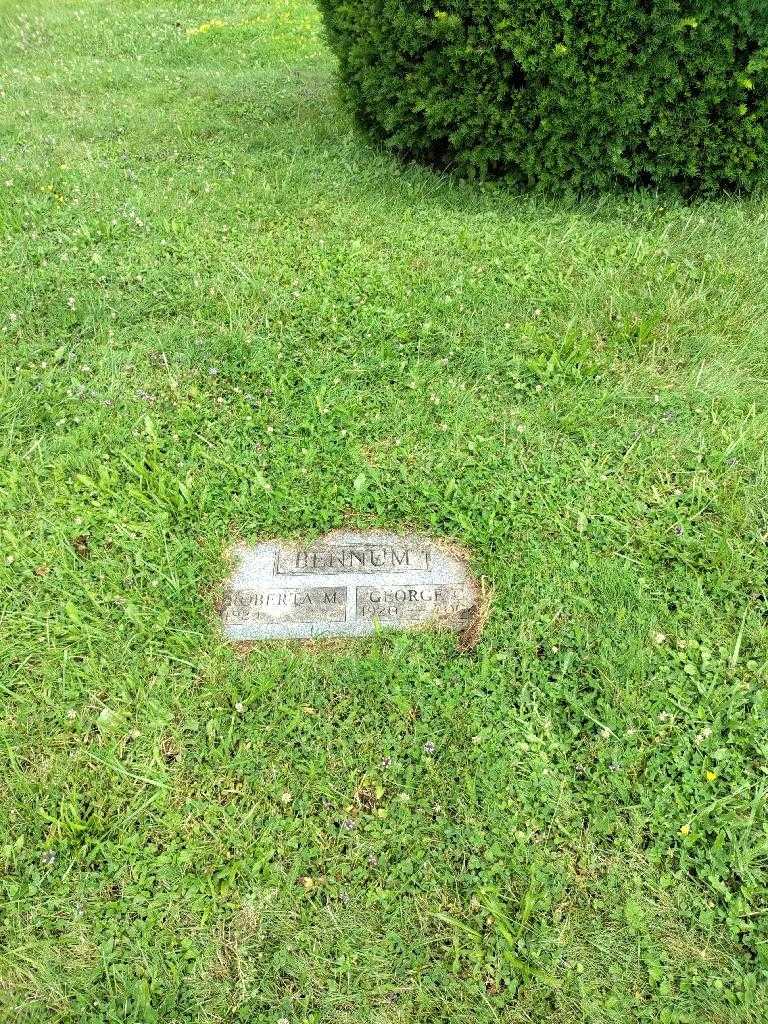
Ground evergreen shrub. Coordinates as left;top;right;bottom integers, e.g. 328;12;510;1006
318;0;768;193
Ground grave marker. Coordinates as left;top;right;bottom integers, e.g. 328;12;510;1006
220;530;479;641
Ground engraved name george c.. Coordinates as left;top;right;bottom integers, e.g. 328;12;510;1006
356;584;474;622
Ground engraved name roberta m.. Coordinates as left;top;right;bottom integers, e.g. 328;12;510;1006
276;544;430;575
222;586;346;625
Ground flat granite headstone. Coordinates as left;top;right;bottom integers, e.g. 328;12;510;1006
220;529;479;641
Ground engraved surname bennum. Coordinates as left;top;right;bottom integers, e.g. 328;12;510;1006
276;544;430;575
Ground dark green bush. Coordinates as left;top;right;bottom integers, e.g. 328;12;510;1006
318;0;768;193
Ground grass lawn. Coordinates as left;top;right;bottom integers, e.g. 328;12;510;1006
1;1;768;1021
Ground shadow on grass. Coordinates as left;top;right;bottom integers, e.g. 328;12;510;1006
203;61;768;235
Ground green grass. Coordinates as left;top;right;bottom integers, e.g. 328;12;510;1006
1;1;767;1021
